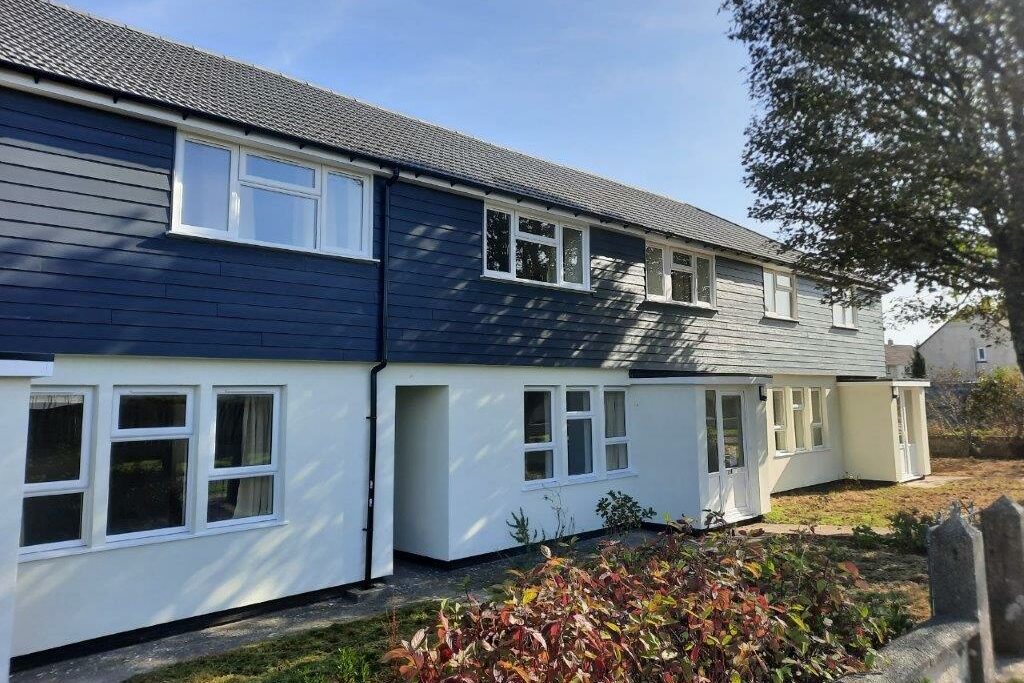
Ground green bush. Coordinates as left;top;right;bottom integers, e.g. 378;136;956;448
594;490;655;534
385;532;907;682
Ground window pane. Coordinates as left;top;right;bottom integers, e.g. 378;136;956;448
26;394;84;484
515;240;557;283
810;389;822;423
524;391;552;444
771;390;787;428
567;418;593;476
705;390;719;473
774;288;792;317
566;390;591;413
525;450;553;481
245;154;315;188
518;216;556;239
485;209;511;272
604;391;626;438
645;246;664;297
562;227;584;284
21;493;83;547
774;430;788;452
776;273;791;289
721;395;745;468
239;186;316;249
672;251;692;268
108;439;188;535
118;394;187;430
606;443;628;471
323;173;364;253
696;257;712;303
181;141;230;230
215;394;274;468
671;270;693;303
812;425;825;448
792;391;806;451
208;476;274;523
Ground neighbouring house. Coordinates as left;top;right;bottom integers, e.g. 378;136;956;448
884;341;916;379
918;315;1019;381
0;0;932;676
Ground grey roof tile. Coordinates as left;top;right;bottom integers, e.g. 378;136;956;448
0;0;794;263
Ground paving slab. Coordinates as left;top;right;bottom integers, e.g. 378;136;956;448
902;475;969;489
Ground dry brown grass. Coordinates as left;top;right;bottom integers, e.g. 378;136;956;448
765;457;1024;528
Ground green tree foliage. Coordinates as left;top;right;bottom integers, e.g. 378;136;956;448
909;349;927;378
966;366;1024;442
724;0;1024;368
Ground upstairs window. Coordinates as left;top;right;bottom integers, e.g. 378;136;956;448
763;269;797;319
832;291;858;329
174;135;373;259
644;243;715;307
484;207;589;290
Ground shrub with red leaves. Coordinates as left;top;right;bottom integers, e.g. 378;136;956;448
384;532;908;682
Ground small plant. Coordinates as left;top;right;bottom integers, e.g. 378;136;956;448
329;647;373;682
595;490;655;534
543;490;576;541
851;524;887;549
506;507;538;547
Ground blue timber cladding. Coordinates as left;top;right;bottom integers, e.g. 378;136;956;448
0;87;381;361
386;182;887;376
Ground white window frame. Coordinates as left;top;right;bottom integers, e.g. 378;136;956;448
483;205;590;291
763;268;799;320
769;386;830;455
832;292;858;329
602;388;630;473
565;387;596;479
171;133;374;260
644;241;716;308
207;387;282;528
523;387;557;484
20;388;93;555
977;346;988;362
108;387;196;542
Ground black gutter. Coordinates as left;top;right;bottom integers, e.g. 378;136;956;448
363;167;400;588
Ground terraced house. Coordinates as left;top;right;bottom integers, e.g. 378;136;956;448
0;0;932;677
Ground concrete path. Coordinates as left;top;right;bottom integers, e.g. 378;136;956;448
12;532;652;683
740;522;890;536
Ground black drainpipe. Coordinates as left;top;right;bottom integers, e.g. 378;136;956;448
364;167;401;588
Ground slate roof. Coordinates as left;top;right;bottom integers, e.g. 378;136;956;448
884;343;915;368
0;0;795;264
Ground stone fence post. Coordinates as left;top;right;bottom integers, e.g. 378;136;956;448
980;495;1024;657
929;510;995;683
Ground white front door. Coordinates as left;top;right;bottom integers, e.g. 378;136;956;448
897;389;919;478
703;389;751;522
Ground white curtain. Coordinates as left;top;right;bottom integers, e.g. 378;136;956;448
234;395;273;518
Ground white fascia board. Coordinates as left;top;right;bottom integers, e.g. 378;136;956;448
0;360;54;378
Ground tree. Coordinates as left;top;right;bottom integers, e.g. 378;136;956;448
724;0;1024;369
908;349;927;378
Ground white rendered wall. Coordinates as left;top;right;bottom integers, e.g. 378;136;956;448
393;386;450;558
0;377;32;680
838;382;901;482
767;376;847;494
13;356;375;657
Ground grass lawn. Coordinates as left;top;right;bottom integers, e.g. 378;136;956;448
765;457;1024;528
128;602;438;683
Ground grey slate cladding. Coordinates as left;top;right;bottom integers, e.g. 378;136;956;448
0;87;382;361
386;183;885;376
0;0;794;266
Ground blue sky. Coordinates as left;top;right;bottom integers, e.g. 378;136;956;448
70;0;931;343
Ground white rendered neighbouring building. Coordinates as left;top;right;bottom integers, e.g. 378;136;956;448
0;1;931;678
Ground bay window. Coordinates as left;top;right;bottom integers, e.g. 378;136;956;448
763;269;797;319
484;206;589;290
21;390;91;551
769;386;829;454
644;243;715;307
174;134;372;259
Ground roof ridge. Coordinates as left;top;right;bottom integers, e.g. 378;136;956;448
36;0;783;249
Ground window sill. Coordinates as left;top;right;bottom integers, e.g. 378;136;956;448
18;519;288;563
762;313;799;323
168;229;378;265
831;325;859;331
522;470;634;492
481;274;594;295
644;298;717;313
773;447;832;459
